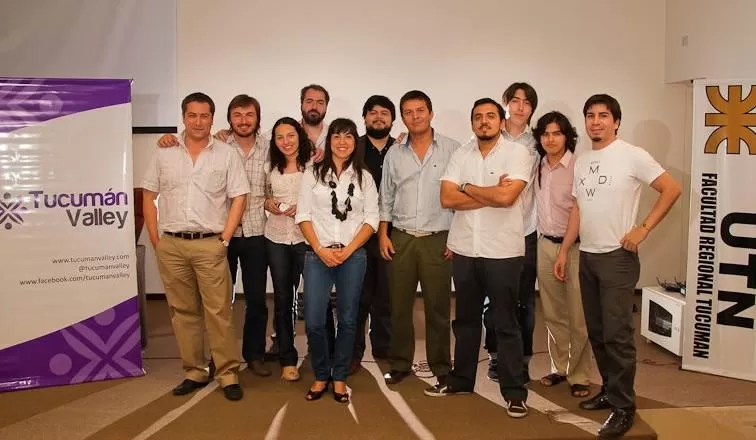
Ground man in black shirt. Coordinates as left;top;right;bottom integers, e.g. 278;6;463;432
350;95;396;374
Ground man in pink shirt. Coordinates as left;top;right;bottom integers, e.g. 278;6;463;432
532;111;592;398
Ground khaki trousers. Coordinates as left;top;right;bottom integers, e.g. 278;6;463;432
536;237;591;386
156;234;240;386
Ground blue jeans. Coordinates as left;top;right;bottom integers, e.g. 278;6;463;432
266;239;306;367
303;247;367;381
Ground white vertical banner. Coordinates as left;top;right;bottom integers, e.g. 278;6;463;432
682;79;756;381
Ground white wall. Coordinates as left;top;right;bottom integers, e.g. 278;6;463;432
134;0;688;292
665;0;756;83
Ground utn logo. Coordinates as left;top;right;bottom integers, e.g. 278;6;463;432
0;192;28;230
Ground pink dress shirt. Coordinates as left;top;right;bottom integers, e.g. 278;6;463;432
535;150;576;237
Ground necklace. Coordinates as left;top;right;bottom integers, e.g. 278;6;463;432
329;180;355;221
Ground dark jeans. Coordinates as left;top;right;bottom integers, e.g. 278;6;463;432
579;248;640;410
484;231;537;362
448;254;527;401
303;248;367;382
266;239;305;367
228;235;268;362
354;236;391;361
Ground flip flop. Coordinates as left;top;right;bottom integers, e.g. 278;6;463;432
571;383;591;397
540;373;567;386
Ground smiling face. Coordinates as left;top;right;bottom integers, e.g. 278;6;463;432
330;130;356;162
229;104;258;138
273;123;299;158
364;104;393;138
400;99;433;135
183;101;213;141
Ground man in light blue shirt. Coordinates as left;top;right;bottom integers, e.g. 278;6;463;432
378;90;460;388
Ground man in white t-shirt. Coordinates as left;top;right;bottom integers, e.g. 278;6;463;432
555;94;681;438
423;98;535;419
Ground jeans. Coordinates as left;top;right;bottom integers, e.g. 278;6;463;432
303;248;367;382
228;235;268;363
266;239;305;367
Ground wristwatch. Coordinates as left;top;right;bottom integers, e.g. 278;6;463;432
458;182;468;192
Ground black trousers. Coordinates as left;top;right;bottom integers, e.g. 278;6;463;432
353;236;391;361
579;248;640;410
484;231;537;361
228;235;268;362
448;254;527;401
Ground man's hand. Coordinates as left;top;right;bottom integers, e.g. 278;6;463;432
620;225;649;253
443;247;453;260
316;248;342;267
379;234;396;261
157;134;179;148
312;147;325;163
213;129;232;143
554;252;568;281
498;173;513;187
149;233;160;249
396;132;407;144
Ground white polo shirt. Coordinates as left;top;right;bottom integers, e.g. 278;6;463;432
141;136;250;233
441;136;534;259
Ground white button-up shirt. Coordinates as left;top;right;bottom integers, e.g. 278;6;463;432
442;136;535;259
228;133;269;237
295;165;379;247
264;166;305;245
502;128;538;236
141;136;250;233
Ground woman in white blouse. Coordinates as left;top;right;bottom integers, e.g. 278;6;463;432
264;117;313;382
295;118;379;403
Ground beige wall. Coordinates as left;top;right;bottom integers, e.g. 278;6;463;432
134;0;689;292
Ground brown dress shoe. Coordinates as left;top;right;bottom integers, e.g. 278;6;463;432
248;359;272;377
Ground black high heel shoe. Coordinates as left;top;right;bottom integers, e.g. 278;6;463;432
305;380;330;401
333;382;350;403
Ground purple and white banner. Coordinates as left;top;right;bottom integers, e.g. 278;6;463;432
0;78;144;391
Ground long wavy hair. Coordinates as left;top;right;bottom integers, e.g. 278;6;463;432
313;118;366;189
268;117;312;174
532;111;578;187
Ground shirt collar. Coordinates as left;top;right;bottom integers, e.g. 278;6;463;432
402;128;437;147
541;149;574;169
179;131;216;149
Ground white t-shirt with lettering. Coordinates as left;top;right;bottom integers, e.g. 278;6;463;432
572;139;664;254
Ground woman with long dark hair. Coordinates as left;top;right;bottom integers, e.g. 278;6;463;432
294;118;379;403
263;117;312;381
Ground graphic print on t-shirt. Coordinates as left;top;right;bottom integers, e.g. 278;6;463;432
577;159;614;201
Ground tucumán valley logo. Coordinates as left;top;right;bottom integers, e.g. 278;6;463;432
0;192;28;230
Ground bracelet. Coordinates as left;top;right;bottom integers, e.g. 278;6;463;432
639;223;651;231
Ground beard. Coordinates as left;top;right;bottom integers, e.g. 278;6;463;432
302;110;325;125
590;135;602;142
366;125;392;139
476;134;496;141
232;124;256;138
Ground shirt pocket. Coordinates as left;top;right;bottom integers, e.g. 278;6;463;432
159;168;182;192
198;168;226;194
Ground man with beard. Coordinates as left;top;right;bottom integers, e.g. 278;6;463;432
483;82;540;383
156;94;272;377
298;84;329;163
427;98;533;419
349;95;396;375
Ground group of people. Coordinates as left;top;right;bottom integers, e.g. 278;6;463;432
141;82;680;439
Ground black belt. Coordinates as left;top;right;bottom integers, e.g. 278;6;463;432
306;243;345;251
165;231;219;240
543;235;579;244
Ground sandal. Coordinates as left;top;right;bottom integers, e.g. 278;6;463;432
305;380;330;401
333;381;350;403
540;373;567;387
570;383;591;398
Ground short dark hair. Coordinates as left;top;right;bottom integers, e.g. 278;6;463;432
533;111;579;188
470;98;506;121
362;95;396;121
181;92;215;116
583;93;622;123
502;82;538;122
226;94;261;135
268;117;312;174
400;90;433;114
300;84;330;105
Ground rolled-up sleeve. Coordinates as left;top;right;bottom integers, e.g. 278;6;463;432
379;149;395;222
226;149;251;198
295;167;316;224
362;171;380;232
141;150;160;192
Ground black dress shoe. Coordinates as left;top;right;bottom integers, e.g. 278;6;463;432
598;408;635;438
579;392;612;410
172;379;209;396
384;370;411;384
222;384;244;401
